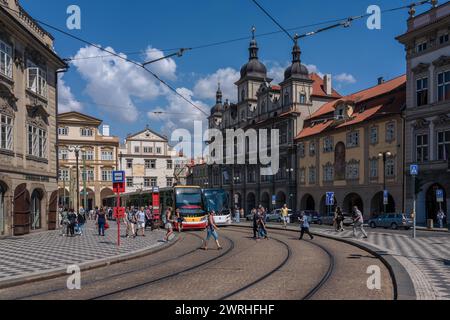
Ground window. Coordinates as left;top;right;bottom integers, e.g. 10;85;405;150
58;127;68;136
309;167;316;184
369;159;378;178
166;177;173;187
299;168;306;184
126;177;133;187
126;159;133;169
439;33;449;45
81;169;94;182
347;131;359;148
81;149;94;161
167;160;173;169
80;128;93;137
370;127;378;144
145;159;156;169
0;40;13;78
143;146;152;153
101;169;112;181
27;125;47;158
151;177;158;187
134;146;140;153
437;71;450;102
386;123;396;142
298;143;305;158
416;41;427;53
156;147;162;154
346;161;359;180
101;150;113;161
309;141;316;157
386;158;395;178
279;125;288;145
323;165;334;182
416;78;428;106
58;169;69;181
0;114;13;151
27;61;47;97
144;177;151;188
416;134;429;162
300;93;306;104
437;130;450;161
59;148;68;160
323;137;333;153
284;91;289;106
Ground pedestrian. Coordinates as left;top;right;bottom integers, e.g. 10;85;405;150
77;209;86;236
136;207;146;237
164;207;174;242
235;207;241;223
335;207;344;232
437;209;446;228
96;207;107;236
257;210;268;240
202;211;223;250
126;207;136;238
299;212;314;240
281;204;289;228
67;209;77;237
234;207;240;223
60;207;69;236
108;207;113;221
252;208;259;239
352;206;368;239
175;208;184;233
145;207;152;230
240;208;245;220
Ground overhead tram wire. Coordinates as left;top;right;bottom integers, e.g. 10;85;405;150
0;4;209;117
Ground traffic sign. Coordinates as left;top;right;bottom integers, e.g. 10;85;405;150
112;171;125;183
272;195;276;205
436;189;444;203
326;192;335;206
383;190;389;205
153;186;160;193
113;207;126;219
410;164;419;176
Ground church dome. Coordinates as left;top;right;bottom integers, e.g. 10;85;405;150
239;31;267;80
284;38;309;81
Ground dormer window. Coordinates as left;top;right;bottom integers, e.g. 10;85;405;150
335;105;345;119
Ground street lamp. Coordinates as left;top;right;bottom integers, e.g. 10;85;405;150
68;145;82;213
378;151;392;214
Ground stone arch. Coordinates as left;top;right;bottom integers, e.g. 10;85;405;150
426;183;447;222
370;191;396;216
261;192;270;211
300;194;315;211
246;192;256;213
0;180;8;235
80;187;95;211
58;188;70;208
276;191;286;209
30;188;45;230
101;188;115;207
343;192;364;215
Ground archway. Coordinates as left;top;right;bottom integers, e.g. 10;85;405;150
0;181;7;235
276;191;287;209
30;189;44;230
101;188;115;207
14;184;30;235
261;192;270;210
48;190;58;230
300;194;315;211
233;192;242;210
343;193;364;215
370;192;396;216
80;188;95;211
426;184;447;222
58;188;70;209
320;194;337;216
246;192;256;213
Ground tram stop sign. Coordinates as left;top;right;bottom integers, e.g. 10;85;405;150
113;207;126;219
410;164;419;176
383;190;389;205
436;189;444;203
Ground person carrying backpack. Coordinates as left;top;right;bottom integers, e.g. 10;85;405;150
335;207;344;232
77;210;86;236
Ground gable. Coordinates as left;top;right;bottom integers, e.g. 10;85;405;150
127;128;167;142
58;112;102;126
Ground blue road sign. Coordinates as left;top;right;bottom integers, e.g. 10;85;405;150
153;187;160;193
112;171;125;183
383;190;389;205
436;189;444;203
272;195;276;205
410;164;419;176
326;192;335;206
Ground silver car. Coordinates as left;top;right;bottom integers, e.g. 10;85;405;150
368;213;413;230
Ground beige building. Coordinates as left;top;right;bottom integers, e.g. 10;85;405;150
118;127;175;193
396;1;450;225
57;112;119;211
0;0;66;236
295;76;406;219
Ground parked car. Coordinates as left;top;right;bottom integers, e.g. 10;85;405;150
266;209;293;223
321;213;354;226
245;212;254;221
368;213;413;230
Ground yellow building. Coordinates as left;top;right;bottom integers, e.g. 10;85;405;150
57;112;119;211
295;76;406;218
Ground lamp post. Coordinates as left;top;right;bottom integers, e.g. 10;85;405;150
233;175;240;209
286;168;294;209
378;151;392;214
69;146;82;213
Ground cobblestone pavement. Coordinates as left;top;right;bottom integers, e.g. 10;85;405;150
0;221;166;284
308;226;450;300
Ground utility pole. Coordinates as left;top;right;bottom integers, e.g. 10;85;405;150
83;152;87;212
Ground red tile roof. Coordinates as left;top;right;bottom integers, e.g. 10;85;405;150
296;121;333;139
310;73;342;98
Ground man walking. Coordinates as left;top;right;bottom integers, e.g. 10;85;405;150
202;210;222;250
281;204;289;228
437;209;446;228
136;207;146;237
299;212;314;240
252;207;259;238
352;206;368;239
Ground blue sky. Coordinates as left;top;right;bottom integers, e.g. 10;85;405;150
21;0;431;141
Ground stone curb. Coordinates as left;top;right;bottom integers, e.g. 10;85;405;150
230;223;416;301
0;233;179;290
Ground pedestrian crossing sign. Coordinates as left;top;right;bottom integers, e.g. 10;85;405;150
436;189;444;203
410;164;419;176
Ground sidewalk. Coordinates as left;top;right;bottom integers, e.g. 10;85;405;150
232;222;450;300
0;221;171;289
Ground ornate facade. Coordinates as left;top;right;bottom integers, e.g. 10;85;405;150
0;0;66;236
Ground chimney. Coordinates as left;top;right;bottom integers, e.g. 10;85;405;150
378;77;385;85
324;74;332;95
102;125;110;137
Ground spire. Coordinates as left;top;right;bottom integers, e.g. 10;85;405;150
216;82;222;104
292;34;301;63
249;26;259;60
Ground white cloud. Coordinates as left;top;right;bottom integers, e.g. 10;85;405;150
334;73;357;84
193;68;240;102
305;64;324;78
58;74;83;113
267;62;288;85
143;46;177;80
71;45;168;122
